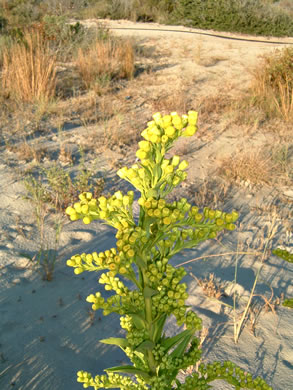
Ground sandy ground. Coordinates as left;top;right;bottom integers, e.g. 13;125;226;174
0;19;293;390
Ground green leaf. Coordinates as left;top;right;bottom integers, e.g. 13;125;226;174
282;298;293;308
105;365;150;380
130;313;146;330
135;340;155;353
146;189;158;199
161;329;192;352
99;337;129;349
170;333;193;359
143;286;159;298
153;314;167;343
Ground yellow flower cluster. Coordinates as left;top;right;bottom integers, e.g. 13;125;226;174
138;197;185;226
66;246;132;277
140;111;198;148
65;190;135;228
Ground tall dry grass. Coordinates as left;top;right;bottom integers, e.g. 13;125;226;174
250;47;293;122
76;38;134;91
1;30;57;103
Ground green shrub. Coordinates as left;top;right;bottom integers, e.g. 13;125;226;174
173;0;293;37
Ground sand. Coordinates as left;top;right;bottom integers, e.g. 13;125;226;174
0;19;292;390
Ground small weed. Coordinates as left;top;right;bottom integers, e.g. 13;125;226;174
192;273;226;299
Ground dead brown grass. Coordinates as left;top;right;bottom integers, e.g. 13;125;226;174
151;89;189;116
76;38;134;92
1;31;57;104
219;149;275;185
250;47;293;122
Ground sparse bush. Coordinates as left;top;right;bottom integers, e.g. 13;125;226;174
76;37;134;91
250;46;293;121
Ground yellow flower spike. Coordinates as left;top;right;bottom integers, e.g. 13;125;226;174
98;196;107;205
117;167;128;179
163;216;171;225
114;191;123;200
172;115;183;130
73;203;82;213
165;126;176;138
113;199;123;208
136;149;147;160
148;125;161;136
161;159;170;169
178;160;189;170
81;204;89;214
66;259;75;266
147;209;154;217
171;155;180;166
162;207;170;216
153;209;161;218
70;213;78;221
66;206;75;215
165;165;174;174
152;112;162;123
172;176;181;186
138;197;145;206
86;254;93;263
161;135;169;143
141;129;150;140
122;196;130;206
121;220;129;228
182;125;197;137
138;140;151;152
162;114;172;124
99;210;108;219
138;168;145;179
182;114;188;125
144;200;152;209
126;249;135;258
188;116;198;126
150;134;160;143
83;216;91;224
158;199;166;209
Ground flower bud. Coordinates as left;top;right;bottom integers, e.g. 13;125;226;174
136;149;147;160
165;165;174;174
83;216;91;224
165;126;176;138
161;135;169;143
171;155;180;166
178;160;189;170
138;140;151;151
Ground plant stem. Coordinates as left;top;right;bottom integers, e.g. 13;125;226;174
143;273;157;375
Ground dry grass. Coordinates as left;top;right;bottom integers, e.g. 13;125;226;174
219;149;275;185
151;88;189;116
76;38;134;92
250;47;293;122
7;142;47;163
1;31;57;104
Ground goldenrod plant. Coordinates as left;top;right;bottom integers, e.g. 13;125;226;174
66;112;272;389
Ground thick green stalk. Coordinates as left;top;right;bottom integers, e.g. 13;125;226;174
143;271;157;375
